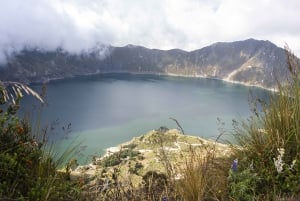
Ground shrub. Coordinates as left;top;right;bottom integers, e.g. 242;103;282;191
0;81;82;200
119;149;140;159
142;171;169;200
122;143;137;149
228;168;260;201
128;162;143;174
101;149;141;167
101;154;122;167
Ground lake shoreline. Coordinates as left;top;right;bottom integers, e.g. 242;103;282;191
31;70;277;92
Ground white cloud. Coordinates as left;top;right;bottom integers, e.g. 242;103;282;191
0;0;300;63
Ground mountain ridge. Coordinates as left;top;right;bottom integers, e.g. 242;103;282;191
0;39;291;89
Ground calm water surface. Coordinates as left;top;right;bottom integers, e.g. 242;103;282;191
21;74;269;163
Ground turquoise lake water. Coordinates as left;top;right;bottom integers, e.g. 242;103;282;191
20;74;269;163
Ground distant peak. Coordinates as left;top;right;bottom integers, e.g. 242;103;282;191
208;38;278;49
125;44;145;49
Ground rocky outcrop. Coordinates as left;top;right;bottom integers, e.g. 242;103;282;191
69;128;232;187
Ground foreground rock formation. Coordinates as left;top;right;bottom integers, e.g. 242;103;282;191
69;128;232;192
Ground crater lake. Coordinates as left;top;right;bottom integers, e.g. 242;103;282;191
20;73;270;163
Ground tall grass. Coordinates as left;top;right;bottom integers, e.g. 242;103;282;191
231;47;300;200
175;134;232;201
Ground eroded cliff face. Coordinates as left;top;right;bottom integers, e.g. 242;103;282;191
0;39;291;89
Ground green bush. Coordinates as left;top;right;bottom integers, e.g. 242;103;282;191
228;168;260;201
119;149;140;159
101;149;141;167
122;143;137;149
129;162;143;174
101;154;122;167
0;82;82;200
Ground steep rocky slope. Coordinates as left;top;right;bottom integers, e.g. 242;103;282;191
0;39;291;89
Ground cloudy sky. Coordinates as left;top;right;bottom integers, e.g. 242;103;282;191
0;0;299;62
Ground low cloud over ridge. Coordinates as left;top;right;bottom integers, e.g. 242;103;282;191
0;0;300;64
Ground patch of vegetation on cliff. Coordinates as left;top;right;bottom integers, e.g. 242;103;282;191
101;148;141;167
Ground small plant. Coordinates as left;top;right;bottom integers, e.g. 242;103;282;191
228;159;260;201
